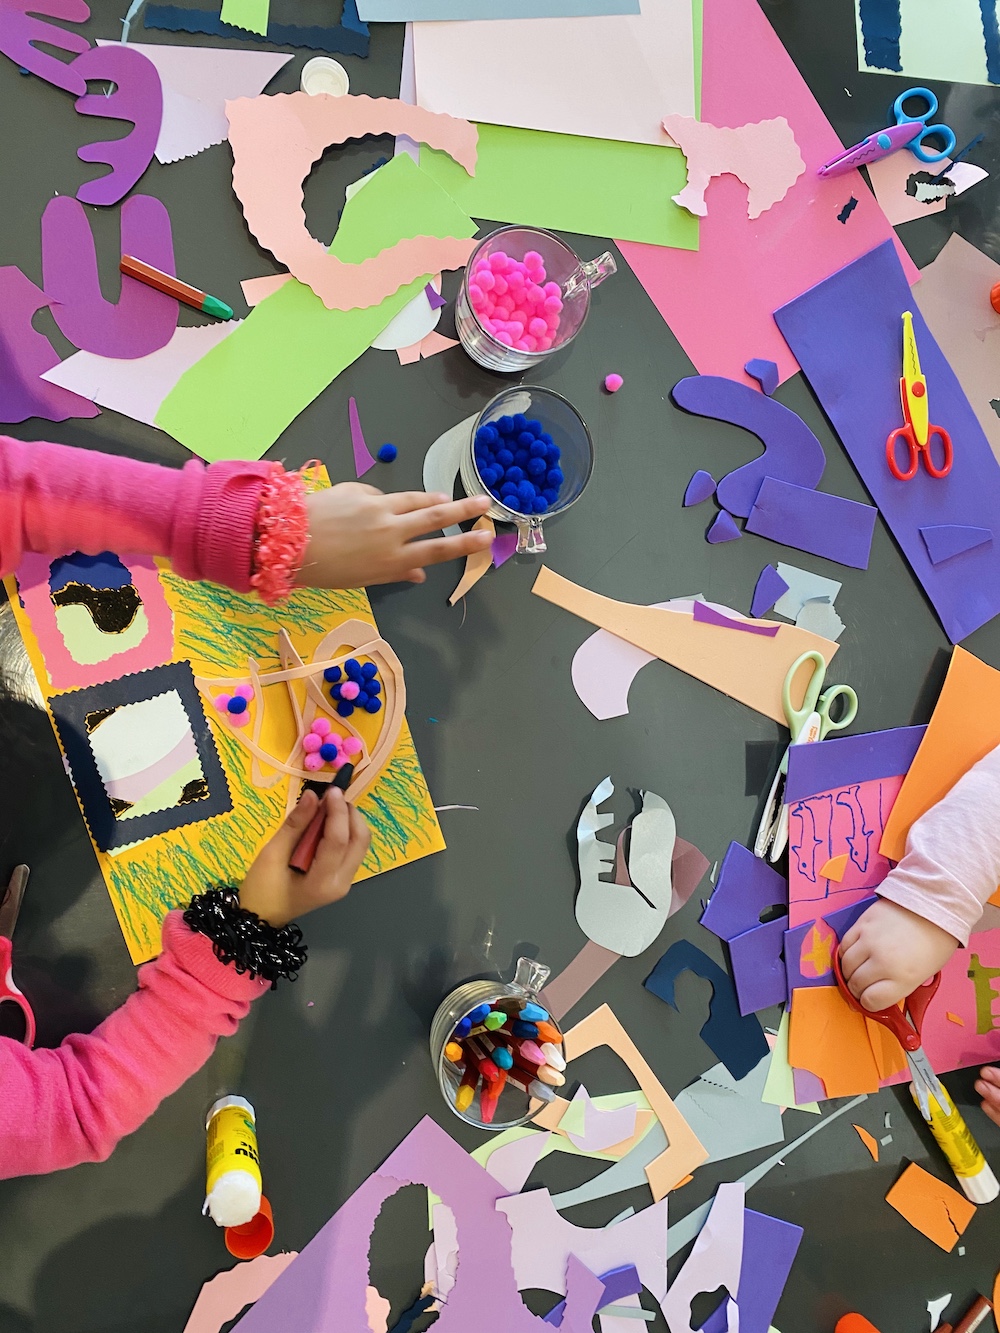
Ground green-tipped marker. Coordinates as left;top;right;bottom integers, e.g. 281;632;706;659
120;254;234;320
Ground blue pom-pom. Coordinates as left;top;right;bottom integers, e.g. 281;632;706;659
476;424;499;446
319;742;339;761
330;683;343;700
544;443;561;464
497;415;515;435
514;450;530;468
377;443;397;463
528;419;544;438
323;666;342;683
539;432;554;447
337;700;355;718
496;448;513;468
368;679;381;695
365;697;382;713
505;494;524;513
532;495;549;513
505;466;525;485
542;488;559;505
361;662;377;679
512;413;528;432
227;695;248;715
489;486;502;500
517;481;535;503
546;468;564;488
345;658;361;677
527;456;547;477
529;439;547;458
500;481;518;499
355;691;369;707
480;466;500;487
517;431;535;448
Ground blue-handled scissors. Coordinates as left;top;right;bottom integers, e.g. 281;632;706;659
754;652;859;863
892;87;957;164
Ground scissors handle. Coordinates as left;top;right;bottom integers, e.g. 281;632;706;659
909;124;957;164
893;86;938;125
833;948;936;1053
782;651;827;739
0;936;35;1048
892;88;956;164
817;684;859;739
923;424;954;478
887;425;919;481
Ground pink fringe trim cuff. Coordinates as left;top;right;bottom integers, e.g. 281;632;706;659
250;464;309;605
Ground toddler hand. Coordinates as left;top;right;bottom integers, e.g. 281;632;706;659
975;1066;1000;1128
237;788;371;928
298;485;493;589
839;898;959;1011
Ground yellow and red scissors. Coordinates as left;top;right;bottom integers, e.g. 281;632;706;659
886;311;953;481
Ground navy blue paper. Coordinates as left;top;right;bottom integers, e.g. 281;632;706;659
144;0;369;56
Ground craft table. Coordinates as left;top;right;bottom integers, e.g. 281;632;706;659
1;1;999;1329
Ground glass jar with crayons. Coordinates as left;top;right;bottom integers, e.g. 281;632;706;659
430;958;567;1130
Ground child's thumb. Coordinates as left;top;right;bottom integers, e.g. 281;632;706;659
269;789;320;850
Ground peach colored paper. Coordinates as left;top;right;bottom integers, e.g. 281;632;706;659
397;329;459;363
182;1253;298;1333
532;566;839;724
662;115;805;220
448;516;495;604
227;93;478;311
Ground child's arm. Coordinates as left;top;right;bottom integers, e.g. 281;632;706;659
840;744;1000;1011
0;787;368;1179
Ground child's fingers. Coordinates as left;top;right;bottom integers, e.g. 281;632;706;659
397;494;492;538
400;531;495;570
342;806;372;880
840;922;862;953
979;1065;1000;1087
856;978;905;1012
382;489;452;514
982;1099;1000;1130
266;788;320;854
315;787;351;858
838;937;870;980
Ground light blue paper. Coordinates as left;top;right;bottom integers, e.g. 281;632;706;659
773;563;842;620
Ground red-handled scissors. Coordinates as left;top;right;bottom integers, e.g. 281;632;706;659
0;865;35;1047
886;311;953;481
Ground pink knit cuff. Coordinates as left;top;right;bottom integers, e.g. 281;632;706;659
249;464;309;605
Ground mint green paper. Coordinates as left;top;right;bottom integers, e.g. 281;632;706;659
155;155;476;462
220;0;270;33
421;124;699;250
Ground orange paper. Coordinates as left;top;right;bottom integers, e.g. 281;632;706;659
820;853;849;882
853;1124;879;1161
881;648;1000;862
532;566;839;724
947;1012;966;1026
865;1016;909;1082
788;987;882;1097
885;1163;976;1252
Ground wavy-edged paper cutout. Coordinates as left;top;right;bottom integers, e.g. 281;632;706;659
662;114;805;220
0;265;99;424
226;93;478;311
72;44;162;206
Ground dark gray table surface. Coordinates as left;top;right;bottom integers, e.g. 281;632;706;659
1;1;999;1329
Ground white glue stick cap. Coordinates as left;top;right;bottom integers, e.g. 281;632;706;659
204;1169;263;1228
959;1161;1000;1204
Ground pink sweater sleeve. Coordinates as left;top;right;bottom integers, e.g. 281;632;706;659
0;912;268;1180
0;434;274;591
877;743;1000;945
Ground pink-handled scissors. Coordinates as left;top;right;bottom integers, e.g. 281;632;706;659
0;865;35;1046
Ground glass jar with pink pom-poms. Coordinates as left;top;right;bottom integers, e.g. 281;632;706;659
455;226;616;373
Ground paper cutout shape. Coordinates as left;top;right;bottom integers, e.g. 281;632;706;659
0;266;99;424
182;1254;298;1333
920;525;993;565
412;0;695;147
396;329;458;363
661;1183;744;1333
795;596;845;642
564;1087;638;1153
745;359;779;396
492;531;518;569
684;469;716;507
674;1057;783;1164
155;155;476;461
746;477;877;570
221;0;269;35
751;566;789;619
41;195;177;359
854;0;1000;85
373;273;443;349
775;239;1000;643
144;2;370;56
820;853;848;882
349;396;378;478
853;1124;879;1161
549;1124;670;1212
885;1163;976;1252
72;44;162;206
645;940;770;1080
540;940;621;1022
698;1208;803;1333
761;1009;821;1113
788;986;883;1098
785;724;925;807
534;567;840;724
0;0;90;94
40;322;239;427
707;510;741;543
227;93;477;311
838;196;859;223
866;151;986;228
448;516;495;604
544;1268;645;1330
927;1294;952;1332
729;916;789;1015
480;1129;551;1193
701;842;787;942
663;115;804;219
671;375;826;518
423;413;475;537
693;602;779;637
363;0;640;19
96;41;293;166
774;564;841;621
241;274;291;306
947;1012;965;1026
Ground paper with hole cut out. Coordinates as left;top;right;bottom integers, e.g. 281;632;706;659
227;93;477;311
182;1253;298;1333
661;1183;744;1333
885;1163;976;1252
662;115;805;219
702;841;787;942
41;195;177;359
72;44;162;206
535;568;839;724
698;1208;803;1333
675;1057;783;1165
144;2;370;56
0;266;99;424
0;0;90;93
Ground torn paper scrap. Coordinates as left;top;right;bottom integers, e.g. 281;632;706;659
448;516;494;604
660;1183;744;1333
760;1008;821;1113
795;596;846;641
853;1124;879;1161
0;266;99;425
885;1163;976;1252
927;1294;952;1332
854;0;1000;87
663;115;805;219
774;564;842;620
181;1253;299;1333
565;1086;638;1153
674;1056;783;1164
373;274;443;349
751;565;789;618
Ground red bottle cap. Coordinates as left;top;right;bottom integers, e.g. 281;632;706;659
225;1194;274;1260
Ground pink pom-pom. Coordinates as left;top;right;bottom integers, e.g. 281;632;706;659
507;320;524;340
493;275;508;297
303;732;323;753
539;335;554;351
604;372;624;393
524;250;543;268
514;339;531;352
341;680;361;700
231;712;250;728
469;285;485;309
234;684;254;700
512;306;531;325
526;285;545;306
482;318;497;335
312;717;332;736
496;330;514;346
474;257;490;272
214;694;232;713
543;296;562;315
494;302;513;319
528;316;548;338
508;268;525;288
478;269;495;292
488;251;508;272
545;312;561;331
304;752;325;771
543;281;561;297
523;334;538;352
342;736;363;757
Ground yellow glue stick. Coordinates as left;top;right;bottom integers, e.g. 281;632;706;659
204;1095;262;1228
918;1082;999;1204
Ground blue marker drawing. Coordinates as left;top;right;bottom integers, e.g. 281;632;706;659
836;784;873;873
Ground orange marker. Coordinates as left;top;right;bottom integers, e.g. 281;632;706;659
120;255;234;320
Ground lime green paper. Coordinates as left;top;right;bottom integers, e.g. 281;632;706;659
155;155;476;462
761;1010;821;1114
421;124;699;250
221;0;270;33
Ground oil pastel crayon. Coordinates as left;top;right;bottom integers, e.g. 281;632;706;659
454;1016;472;1039
455;1064;479;1114
288;763;355;873
483;1010;507;1030
479;1069;508;1124
444;1041;464;1064
512;1020;539;1040
464;1036;501;1082
120;254;234;320
506;1064;556;1102
535;1020;561;1045
444;993;565;1121
514;1038;546;1066
468;1003;492;1025
540;1041;566;1072
520;1002;549;1022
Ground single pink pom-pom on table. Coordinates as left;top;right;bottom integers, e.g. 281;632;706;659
304;753;325;771
342;736;363;757
604;373;624;393
233;684;254;700
302;732;323;753
213;694;232;713
340;680;361;701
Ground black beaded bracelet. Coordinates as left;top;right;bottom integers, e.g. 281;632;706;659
184;887;307;990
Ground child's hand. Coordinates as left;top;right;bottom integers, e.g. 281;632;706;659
839;898;959;1011
975;1067;1000;1128
298;485;493;589
237;788;371;928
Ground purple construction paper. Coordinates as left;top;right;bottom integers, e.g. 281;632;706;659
645;939;769;1081
701;841;788;942
493;531;518;567
0;0;90;94
693;602;780;636
349;395;378;477
684;468;716;506
744;359;779;396
0;265;99;424
72;44;162;206
728;916;789;1016
784;895;877;990
775;238;1000;643
425;282;447;310
750;564;789;618
672;375;826;518
41;195;177;359
746;476;877;570
920;524;993;565
698;1209;803;1333
792;1067;826;1104
707;509;741;543
231;1116;604;1333
544;1266;642;1327
565;1087;638;1153
784;725;926;803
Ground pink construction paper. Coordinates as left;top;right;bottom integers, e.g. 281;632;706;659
72;44;162;207
566;1087;638;1153
867;148;948;226
616;0;918;387
182;1254;298;1333
39;322;239;427
242;273;291;306
485;1131;551;1193
0;0;90;95
231;1117;604;1333
0;265;99;424
97;40;293;165
660;1183;744;1333
349;396;378;477
227;93;477;311
42;194;177;359
663;115;805;220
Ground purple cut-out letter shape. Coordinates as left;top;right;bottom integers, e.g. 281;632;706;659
0;266;99;424
672;375;826;518
72;44;162;206
0;0;90;94
42;195;177;359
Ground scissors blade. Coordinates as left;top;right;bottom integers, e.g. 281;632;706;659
754;759;787;858
901;311;929;446
906;1046;947;1120
0;866;29;940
